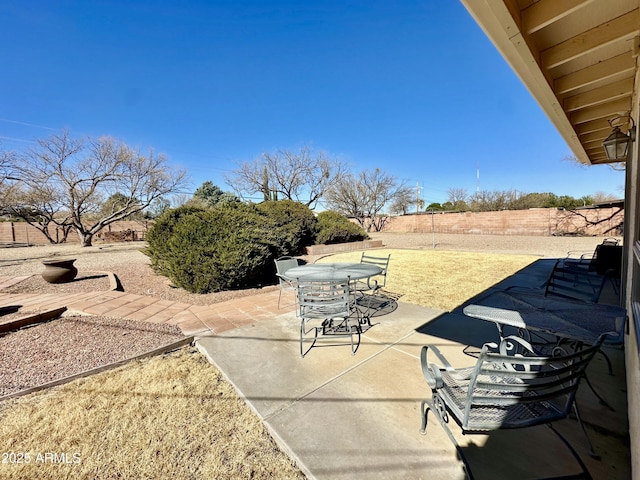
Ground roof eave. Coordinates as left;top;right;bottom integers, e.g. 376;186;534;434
461;0;593;165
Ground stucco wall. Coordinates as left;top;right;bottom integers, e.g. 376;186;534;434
381;206;624;236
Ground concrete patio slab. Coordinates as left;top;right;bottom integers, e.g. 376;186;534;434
196;294;631;479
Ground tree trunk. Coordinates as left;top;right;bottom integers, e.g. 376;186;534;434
76;229;94;247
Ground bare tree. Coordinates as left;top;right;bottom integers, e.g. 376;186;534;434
591;191;619;203
225;145;346;209
389;187;418;215
325;168;411;231
447;187;468;204
5;131;188;246
2;179;74;243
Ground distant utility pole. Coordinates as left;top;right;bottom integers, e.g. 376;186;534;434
415;182;423;214
476;162;480;192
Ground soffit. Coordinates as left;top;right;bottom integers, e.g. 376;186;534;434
462;0;640;165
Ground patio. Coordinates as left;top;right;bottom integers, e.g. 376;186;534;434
196;259;630;479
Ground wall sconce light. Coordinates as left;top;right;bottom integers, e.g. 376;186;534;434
602;114;636;162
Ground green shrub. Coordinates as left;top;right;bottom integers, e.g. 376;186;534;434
146;203;273;293
144;205;206;274
316;211;369;245
257;200;317;256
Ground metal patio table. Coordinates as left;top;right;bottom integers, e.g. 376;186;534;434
463;289;626;346
285;263;384;324
284;262;382;283
463;289;627;407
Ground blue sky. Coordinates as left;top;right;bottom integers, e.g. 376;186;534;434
0;1;625;206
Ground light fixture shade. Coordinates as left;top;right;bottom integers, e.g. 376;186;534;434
602;126;631;161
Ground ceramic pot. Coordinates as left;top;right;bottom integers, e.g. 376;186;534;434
41;258;78;284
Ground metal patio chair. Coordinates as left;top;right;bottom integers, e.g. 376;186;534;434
274;256;299;309
419;333;609;479
296;278;360;357
352;253;390;325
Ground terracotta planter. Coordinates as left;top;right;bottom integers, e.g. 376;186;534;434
41;258;78;284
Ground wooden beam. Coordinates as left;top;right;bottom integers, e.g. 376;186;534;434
575;118;611;135
554;53;636;94
580;130;608;144
571;97;631;124
541;10;640;69
564;77;634;111
522;0;596;35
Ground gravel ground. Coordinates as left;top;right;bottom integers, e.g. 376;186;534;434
0;241;275;305
369;232;618;258
0;233;619;397
0;315;183;397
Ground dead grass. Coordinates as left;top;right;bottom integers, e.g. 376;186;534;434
0;347;304;480
319;249;538;311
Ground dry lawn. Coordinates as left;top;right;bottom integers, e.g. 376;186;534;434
318;248;538;311
0;347;303;480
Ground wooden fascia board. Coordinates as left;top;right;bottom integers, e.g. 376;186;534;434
554;53;636;94
522;0;596;35
461;0;591;163
564;77;635;111
541;10;640;70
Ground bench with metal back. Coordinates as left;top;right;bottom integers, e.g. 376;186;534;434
544;258;610;303
419;334;609;479
546;238;622;302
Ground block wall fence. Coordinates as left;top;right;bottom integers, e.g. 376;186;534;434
0;206;624;246
0;221;151;245
380;206;624;236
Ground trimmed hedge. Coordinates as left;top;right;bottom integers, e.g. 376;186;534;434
144;202;367;293
316;211;369;244
146;204;272;293
257;200;317;256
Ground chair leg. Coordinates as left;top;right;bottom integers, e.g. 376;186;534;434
358;287;380;326
278;289;283;309
300;319;318;358
348;319;361;355
572;403;599;459
547;423;594;478
420;396;475;480
419;399;430;434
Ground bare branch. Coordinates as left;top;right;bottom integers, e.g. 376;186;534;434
225;145;346;208
1;131;188;246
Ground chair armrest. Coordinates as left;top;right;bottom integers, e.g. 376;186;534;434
420;345;455;389
276;273;295;283
367;277;380;291
498;336;534;356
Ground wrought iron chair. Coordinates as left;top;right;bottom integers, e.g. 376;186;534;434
352;253;390;324
296;278;360;357
274;256;299;309
420;334;609;479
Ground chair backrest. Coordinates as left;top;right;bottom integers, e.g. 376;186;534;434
460;334;606;432
296;279;351;320
592;243;622;277
360;253;390;286
274;256;299;286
